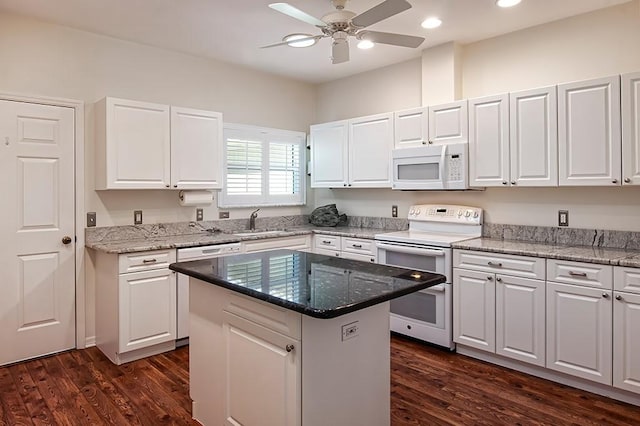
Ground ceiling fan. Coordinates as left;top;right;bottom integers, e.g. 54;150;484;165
262;0;425;64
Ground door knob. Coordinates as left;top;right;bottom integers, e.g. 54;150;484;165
62;236;72;245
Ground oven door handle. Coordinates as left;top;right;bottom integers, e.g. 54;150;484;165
375;242;446;257
421;283;446;292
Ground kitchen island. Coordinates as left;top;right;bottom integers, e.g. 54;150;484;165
169;249;445;426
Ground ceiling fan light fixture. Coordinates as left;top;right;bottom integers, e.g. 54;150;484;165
357;39;375;49
283;33;317;48
421;17;442;29
496;0;522;8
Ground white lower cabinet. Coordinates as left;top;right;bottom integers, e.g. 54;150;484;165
613;266;640;395
313;235;377;263
242;235;311;253
453;268;496;352
95;249;177;365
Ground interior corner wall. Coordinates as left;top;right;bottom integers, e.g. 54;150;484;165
313;0;640;232
421;42;463;105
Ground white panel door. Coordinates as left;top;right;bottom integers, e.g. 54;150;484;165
394;107;428;149
103;97;170;189
558;76;621;186
469;94;510;187
622;72;640;186
510;86;558;187
310;120;348;188
613;291;640;394
453;269;496;352
428;100;468;145
496;275;545;366
348;113;393;188
223;311;300;426
118;269;176;353
0;100;75;365
546;282;612;384
170;106;223;189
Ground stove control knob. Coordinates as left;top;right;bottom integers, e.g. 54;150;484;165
473;211;479;218
457;210;463;217
415;208;421;215
464;210;471;218
409;209;414;215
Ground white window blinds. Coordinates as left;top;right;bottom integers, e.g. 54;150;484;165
219;124;306;208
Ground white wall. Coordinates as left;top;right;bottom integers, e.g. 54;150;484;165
314;0;640;231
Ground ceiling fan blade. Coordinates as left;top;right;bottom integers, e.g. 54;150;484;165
260;35;324;49
359;31;424;48
351;0;411;28
331;40;349;64
268;3;326;27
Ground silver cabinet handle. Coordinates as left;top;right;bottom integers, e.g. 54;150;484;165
285;344;295;353
568;271;587;277
615;294;623;301
143;259;158;264
487;276;493;281
602;293;610;299
488;261;503;267
496;277;502;282
624;178;631;183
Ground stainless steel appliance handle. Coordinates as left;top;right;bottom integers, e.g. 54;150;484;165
375;242;446;257
439;145;446;184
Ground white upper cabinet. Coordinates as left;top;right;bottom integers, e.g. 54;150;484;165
170;106;223;189
468;94;510;187
310;114;392;188
348;113;393;187
558;76;621;186
428;100;468;145
394;107;428;149
510;86;558;187
95;97;171;189
622;71;640;186
95;97;223;190
310;120;349;188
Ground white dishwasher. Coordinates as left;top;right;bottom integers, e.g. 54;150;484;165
176;243;242;344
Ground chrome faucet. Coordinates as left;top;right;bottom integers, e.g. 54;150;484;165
249;208;260;231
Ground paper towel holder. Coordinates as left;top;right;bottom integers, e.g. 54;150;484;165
178;190;214;206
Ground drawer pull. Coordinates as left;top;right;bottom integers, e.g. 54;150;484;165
568;271;587;277
602;293;610;299
142;259;158;264
322;240;332;244
615;294;623;301
487;261;502;267
496;277;502;282
352;244;362;248
487;276;493;281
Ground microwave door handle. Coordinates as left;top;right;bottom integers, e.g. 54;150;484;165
375;242;446;257
439;145;447;189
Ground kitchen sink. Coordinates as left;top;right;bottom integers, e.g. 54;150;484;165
233;230;287;237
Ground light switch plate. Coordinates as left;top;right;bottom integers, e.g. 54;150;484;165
87;212;96;227
134;210;143;225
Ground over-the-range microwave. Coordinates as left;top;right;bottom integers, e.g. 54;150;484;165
392;142;470;190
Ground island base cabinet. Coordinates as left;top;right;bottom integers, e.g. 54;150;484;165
613;291;640;394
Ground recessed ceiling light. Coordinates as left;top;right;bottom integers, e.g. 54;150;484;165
496;0;522;7
357;39;375;49
283;33;317;48
421;17;442;29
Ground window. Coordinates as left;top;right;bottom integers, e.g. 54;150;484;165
218;123;306;208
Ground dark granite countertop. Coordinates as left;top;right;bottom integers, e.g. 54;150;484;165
169;249;446;319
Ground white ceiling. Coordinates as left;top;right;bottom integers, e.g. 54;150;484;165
0;0;631;83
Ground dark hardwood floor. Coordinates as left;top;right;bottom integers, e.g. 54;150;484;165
1;336;639;425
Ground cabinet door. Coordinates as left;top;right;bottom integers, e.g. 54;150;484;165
510;86;558;187
100;97;171;189
170;106;223;189
546;282;612;384
394;107;428;149
222;311;300;426
310;120;348;188
469;94;510;187
496;275;545;366
622;72;640;186
118;268;176;353
428;100;468;145
613;291;640;394
453;269;495;352
348;113;393;188
558;76;621;186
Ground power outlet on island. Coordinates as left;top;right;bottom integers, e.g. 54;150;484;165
341;321;359;341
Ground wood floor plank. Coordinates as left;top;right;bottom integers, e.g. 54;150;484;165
0;366;32;426
27;360;77;426
7;363;56;426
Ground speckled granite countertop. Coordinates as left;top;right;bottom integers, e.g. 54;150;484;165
86;225;388;254
453;238;640;268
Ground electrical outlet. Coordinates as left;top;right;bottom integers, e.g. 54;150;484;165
86;212;96;227
558;210;569;227
219;211;230;219
391;205;398;218
134;210;143;225
196;208;204;221
341;321;359;341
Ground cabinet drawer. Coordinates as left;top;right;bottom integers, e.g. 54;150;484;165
614;267;640;294
547;260;612;289
454;250;545;279
342;237;375;256
118;249;176;273
242;235;311;253
224;292;301;340
314;235;340;251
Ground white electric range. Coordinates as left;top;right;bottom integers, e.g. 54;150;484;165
375;204;483;350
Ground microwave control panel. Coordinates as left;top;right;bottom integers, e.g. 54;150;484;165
447;155;463;182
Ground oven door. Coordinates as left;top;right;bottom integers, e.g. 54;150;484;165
375;241;450;281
